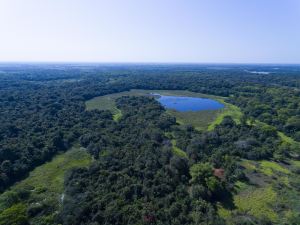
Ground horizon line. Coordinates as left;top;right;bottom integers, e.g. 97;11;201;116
0;61;300;66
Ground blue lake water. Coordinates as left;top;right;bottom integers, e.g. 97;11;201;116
154;94;224;112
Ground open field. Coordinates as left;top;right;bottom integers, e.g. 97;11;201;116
218;158;300;224
85;89;242;130
0;147;92;224
167;109;221;131
234;185;278;222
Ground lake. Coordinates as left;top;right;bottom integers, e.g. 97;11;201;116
153;94;224;112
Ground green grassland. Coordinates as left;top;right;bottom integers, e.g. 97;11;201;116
259;160;290;176
0;147;92;224
85;90;146;121
85;89;242;130
86;95;118;112
168;109;221;131
234;186;278;221
218;159;300;224
207;101;242;131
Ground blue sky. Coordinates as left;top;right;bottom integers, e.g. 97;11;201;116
0;0;299;63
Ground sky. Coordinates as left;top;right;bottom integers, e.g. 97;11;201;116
0;0;299;63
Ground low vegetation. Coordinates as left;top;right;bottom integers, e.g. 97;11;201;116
218;157;300;224
171;139;188;158
234;186;278;222
0;147;92;224
208;101;242;131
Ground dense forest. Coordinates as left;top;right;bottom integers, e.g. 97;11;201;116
0;64;299;225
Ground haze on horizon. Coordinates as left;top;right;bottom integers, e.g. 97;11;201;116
0;0;299;64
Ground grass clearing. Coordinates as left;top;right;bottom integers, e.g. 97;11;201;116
221;159;300;224
16;146;92;193
168;109;220;131
86;95;118;112
219;159;298;224
218;182;279;223
234;186;278;222
207;101;242;131
85;90;147;120
0;146;92;224
259;161;290;176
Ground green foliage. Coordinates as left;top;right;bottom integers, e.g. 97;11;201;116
0;190;21;211
190;163;224;200
259;161;290;176
190;163;213;184
208;101;243;131
0;147;92;224
171;140;188;158
0;203;28;225
232;86;300;141
169;109;220;131
1;64;300;225
113;108;122;121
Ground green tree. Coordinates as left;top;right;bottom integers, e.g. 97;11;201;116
190;163;213;185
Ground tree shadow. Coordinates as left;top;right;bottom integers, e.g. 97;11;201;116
217;188;236;210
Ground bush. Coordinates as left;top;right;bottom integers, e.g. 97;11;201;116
0;203;29;225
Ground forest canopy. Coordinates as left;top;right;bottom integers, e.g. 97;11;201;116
0;64;299;225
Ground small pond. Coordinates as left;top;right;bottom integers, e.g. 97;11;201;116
152;94;224;112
